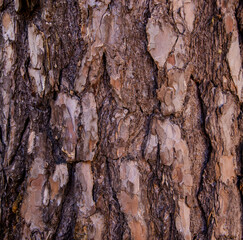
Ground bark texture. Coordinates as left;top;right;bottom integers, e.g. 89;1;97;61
0;0;242;239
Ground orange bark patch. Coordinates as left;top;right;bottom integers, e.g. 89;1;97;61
219;156;235;183
156;86;166;102
225;16;233;34
30;174;44;189
219;188;229;215
49;177;59;200
110;77;122;93
65;118;77;151
2;13;11;30
167;54;175;65
119;191;138;216
130;219;146;240
172;167;183;183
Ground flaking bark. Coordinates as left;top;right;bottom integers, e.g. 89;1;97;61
0;0;242;239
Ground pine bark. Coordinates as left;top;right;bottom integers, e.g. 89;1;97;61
0;0;242;239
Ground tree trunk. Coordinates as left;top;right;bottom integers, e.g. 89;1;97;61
0;0;242;239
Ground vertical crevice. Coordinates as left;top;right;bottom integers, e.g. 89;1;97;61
194;78;212;239
105;157;130;240
141;113;154;159
0;126;5;160
53;163;76;240
236;140;243;237
144;0;160;103
6;117;30;166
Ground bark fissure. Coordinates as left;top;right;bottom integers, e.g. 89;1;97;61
194;79;213;238
6;117;30;166
53;163;76;240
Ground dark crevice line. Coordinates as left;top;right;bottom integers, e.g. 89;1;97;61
145;118;176;239
141;112;154;159
105;157;130;239
236;139;243;237
46;102;67;165
193;77;212;238
156;142;161;181
24;57;31;84
95;52;116;156
6;105;11;144
47;125;66;165
143;0;160;105
53;163;76;240
0;119;29;239
58;67;63;91
6;117;30;167
95;51;130;238
235;1;243;48
0;125;6;160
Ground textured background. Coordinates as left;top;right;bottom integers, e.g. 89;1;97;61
0;0;242;239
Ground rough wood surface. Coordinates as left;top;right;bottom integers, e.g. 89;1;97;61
0;0;242;239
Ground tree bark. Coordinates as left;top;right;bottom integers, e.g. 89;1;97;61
0;0;242;239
